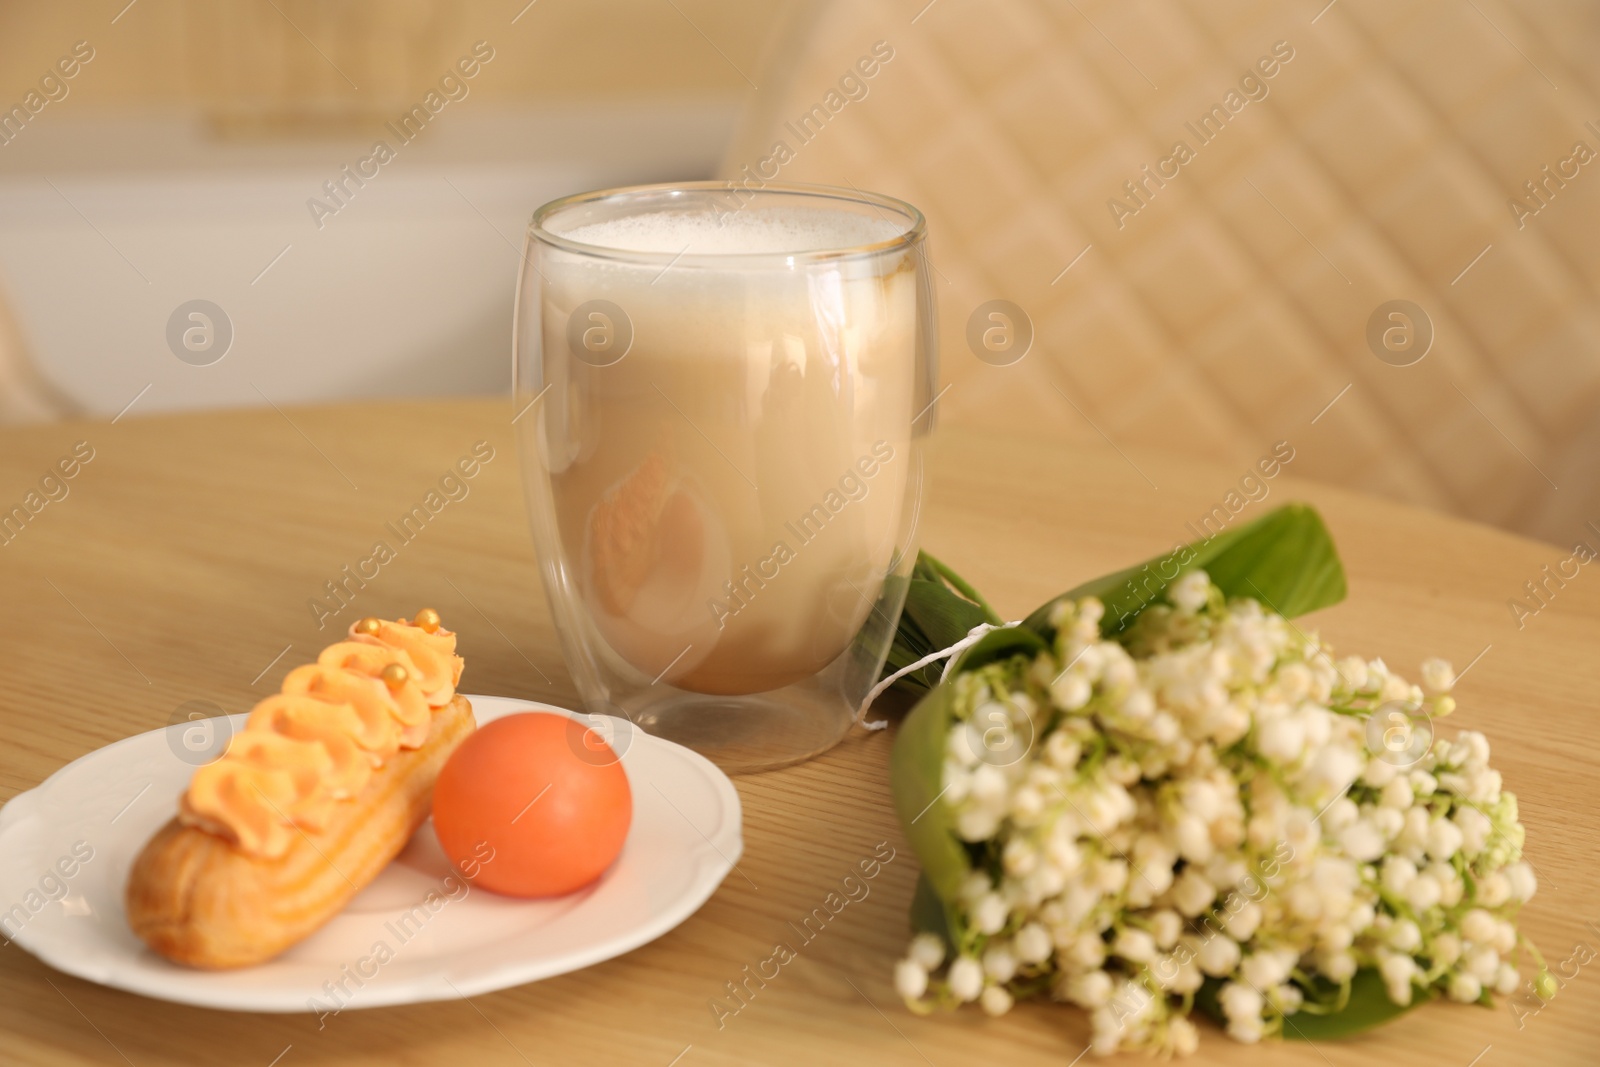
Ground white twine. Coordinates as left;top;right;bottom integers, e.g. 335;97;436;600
855;620;1021;731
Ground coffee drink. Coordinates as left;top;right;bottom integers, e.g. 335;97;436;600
535;207;918;695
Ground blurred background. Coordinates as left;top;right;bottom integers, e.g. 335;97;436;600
0;0;1596;544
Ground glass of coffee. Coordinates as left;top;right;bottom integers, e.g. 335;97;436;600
514;182;936;772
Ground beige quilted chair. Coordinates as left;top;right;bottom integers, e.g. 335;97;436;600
723;0;1600;545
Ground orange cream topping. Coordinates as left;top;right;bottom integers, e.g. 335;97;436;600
179;611;464;858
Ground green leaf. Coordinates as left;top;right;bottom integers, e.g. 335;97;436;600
918;551;1003;627
1196;969;1424;1040
909;871;958;945
880;563;1001;696
1285;969;1427;1040
905;580;991;647
1024;503;1346;639
904;578;991;657
890;683;971;902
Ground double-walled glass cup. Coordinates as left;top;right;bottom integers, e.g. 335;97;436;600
514;182;936;772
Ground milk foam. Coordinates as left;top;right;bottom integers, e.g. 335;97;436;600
555;207;908;255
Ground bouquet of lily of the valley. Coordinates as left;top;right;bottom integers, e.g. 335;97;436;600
881;505;1548;1055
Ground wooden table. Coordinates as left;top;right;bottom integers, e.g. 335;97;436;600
2;399;1596;1066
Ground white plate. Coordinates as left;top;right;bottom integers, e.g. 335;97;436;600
0;695;742;1013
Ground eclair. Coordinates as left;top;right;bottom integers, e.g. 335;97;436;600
125;610;476;969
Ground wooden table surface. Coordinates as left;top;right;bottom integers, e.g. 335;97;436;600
2;399;1596;1067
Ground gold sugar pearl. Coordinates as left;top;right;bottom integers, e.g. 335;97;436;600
413;608;441;634
354;616;383;636
381;663;410;690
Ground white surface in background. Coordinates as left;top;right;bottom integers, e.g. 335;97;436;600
0;100;740;417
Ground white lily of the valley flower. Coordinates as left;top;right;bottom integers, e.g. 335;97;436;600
1506;862;1538;902
982;943;1017;983
1170;570;1210;614
1339;818;1386;862
980;984;1014;1017
903;572;1537;1058
1217;981;1263;1022
907;932;945;971
1427;818;1464;861
1388;919;1421;953
1013;922;1052;964
1197;933;1242;977
1420;658;1455;694
1112;927;1157;964
894;959;928;1000
1403;871;1442;912
946;956;983;1002
972;892;1008;935
1222;899;1262;942
1066;969;1113;1008
1380;953;1417;1005
1461;909;1496;944
1464;945;1500;983
1171;868;1216;917
1150;910;1183;950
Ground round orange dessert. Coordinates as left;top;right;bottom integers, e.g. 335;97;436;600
432;712;632;897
